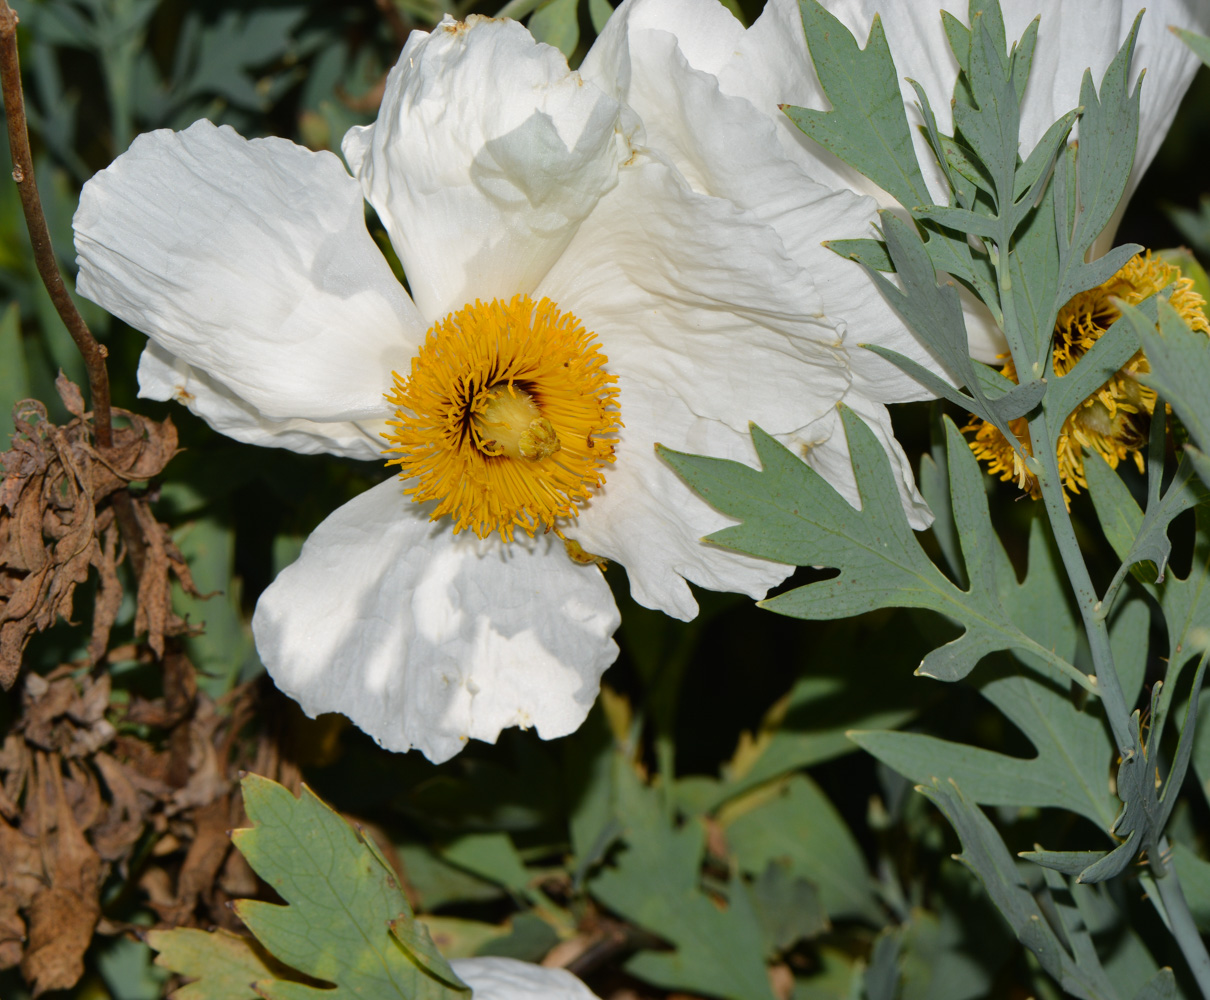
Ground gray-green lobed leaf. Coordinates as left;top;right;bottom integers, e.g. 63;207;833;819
661;409;1085;690
231;775;468;999
785;1;929;210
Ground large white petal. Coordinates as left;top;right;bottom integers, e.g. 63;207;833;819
568;376;792;621
541;153;852;438
343;15;631;322
449;958;600;1000
581;7;943;402
74;120;423;424
137;342;386;460
718;0;1208;219
252;478;620;764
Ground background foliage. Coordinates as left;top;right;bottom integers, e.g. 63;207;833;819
2;0;1210;998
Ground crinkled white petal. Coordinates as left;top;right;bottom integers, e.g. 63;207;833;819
449;958;600;1000
717;0;1207;219
252;478;620;764
137;342;386;460
581;6;942;403
541;153;851;437
343;15;631;322
74;119;423;425
569;377;792;622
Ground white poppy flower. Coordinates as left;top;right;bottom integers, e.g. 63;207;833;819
450;957;599;1000
73;12;937;762
651;0;1209;361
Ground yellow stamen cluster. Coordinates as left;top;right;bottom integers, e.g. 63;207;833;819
384;295;620;541
966;252;1210;497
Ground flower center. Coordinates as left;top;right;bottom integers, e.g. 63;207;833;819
383;294;620;541
965;251;1210;497
472;385;561;461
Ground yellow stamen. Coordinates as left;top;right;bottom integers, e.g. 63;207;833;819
384;294;620;541
965;252;1210;498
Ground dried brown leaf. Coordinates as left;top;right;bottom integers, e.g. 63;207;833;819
19;756;102;996
54;375;84;419
1;383;181;689
91;753;149;863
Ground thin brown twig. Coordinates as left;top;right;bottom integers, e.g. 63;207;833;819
0;0;112;449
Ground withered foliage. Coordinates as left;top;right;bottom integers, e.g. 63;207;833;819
0;375;194;688
0;665;296;995
0;380;297;996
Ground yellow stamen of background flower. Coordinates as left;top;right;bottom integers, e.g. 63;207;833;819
965;253;1210;498
384;295;620;541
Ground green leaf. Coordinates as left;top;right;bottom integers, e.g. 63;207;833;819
1157;246;1210;303
858;213;1032;442
590;765;773;1000
1049;17;1144;353
917;778;1122;999
1166;195;1210;259
1130;970;1178;1000
747;861;829;953
1084;452;1143;563
1171;843;1210;933
661;411;1085;690
852;655;1117;829
527;0;579;57
172;514;258;699
1089;404;1207;613
231;775;468;999
0;302;29;445
1109;595;1151;711
441;833;531;896
1173;27;1210;68
864;930;901;1000
471;914;559;963
148;928;282;1000
1134;296;1210;476
722;775;878;923
784;2;929;208
896;904;997;1000
824;238;892;272
587;0;612;33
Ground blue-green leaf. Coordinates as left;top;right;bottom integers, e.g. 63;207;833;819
1173;27;1210;69
917;778;1121;998
590;766;773;1000
784;2;929;209
852;656;1116;829
1134;295;1210;481
661;410;1085;689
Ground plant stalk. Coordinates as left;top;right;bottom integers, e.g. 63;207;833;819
0;0;112;449
1154;836;1210;999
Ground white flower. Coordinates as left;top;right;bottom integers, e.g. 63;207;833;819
73;11;937;762
450;957;600;1000
660;0;1209;361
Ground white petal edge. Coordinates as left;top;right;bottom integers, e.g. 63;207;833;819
74;119;423;424
449;957;600;1000
137;342;386;461
343;15;631;322
568;376;793;621
252;478;620;764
